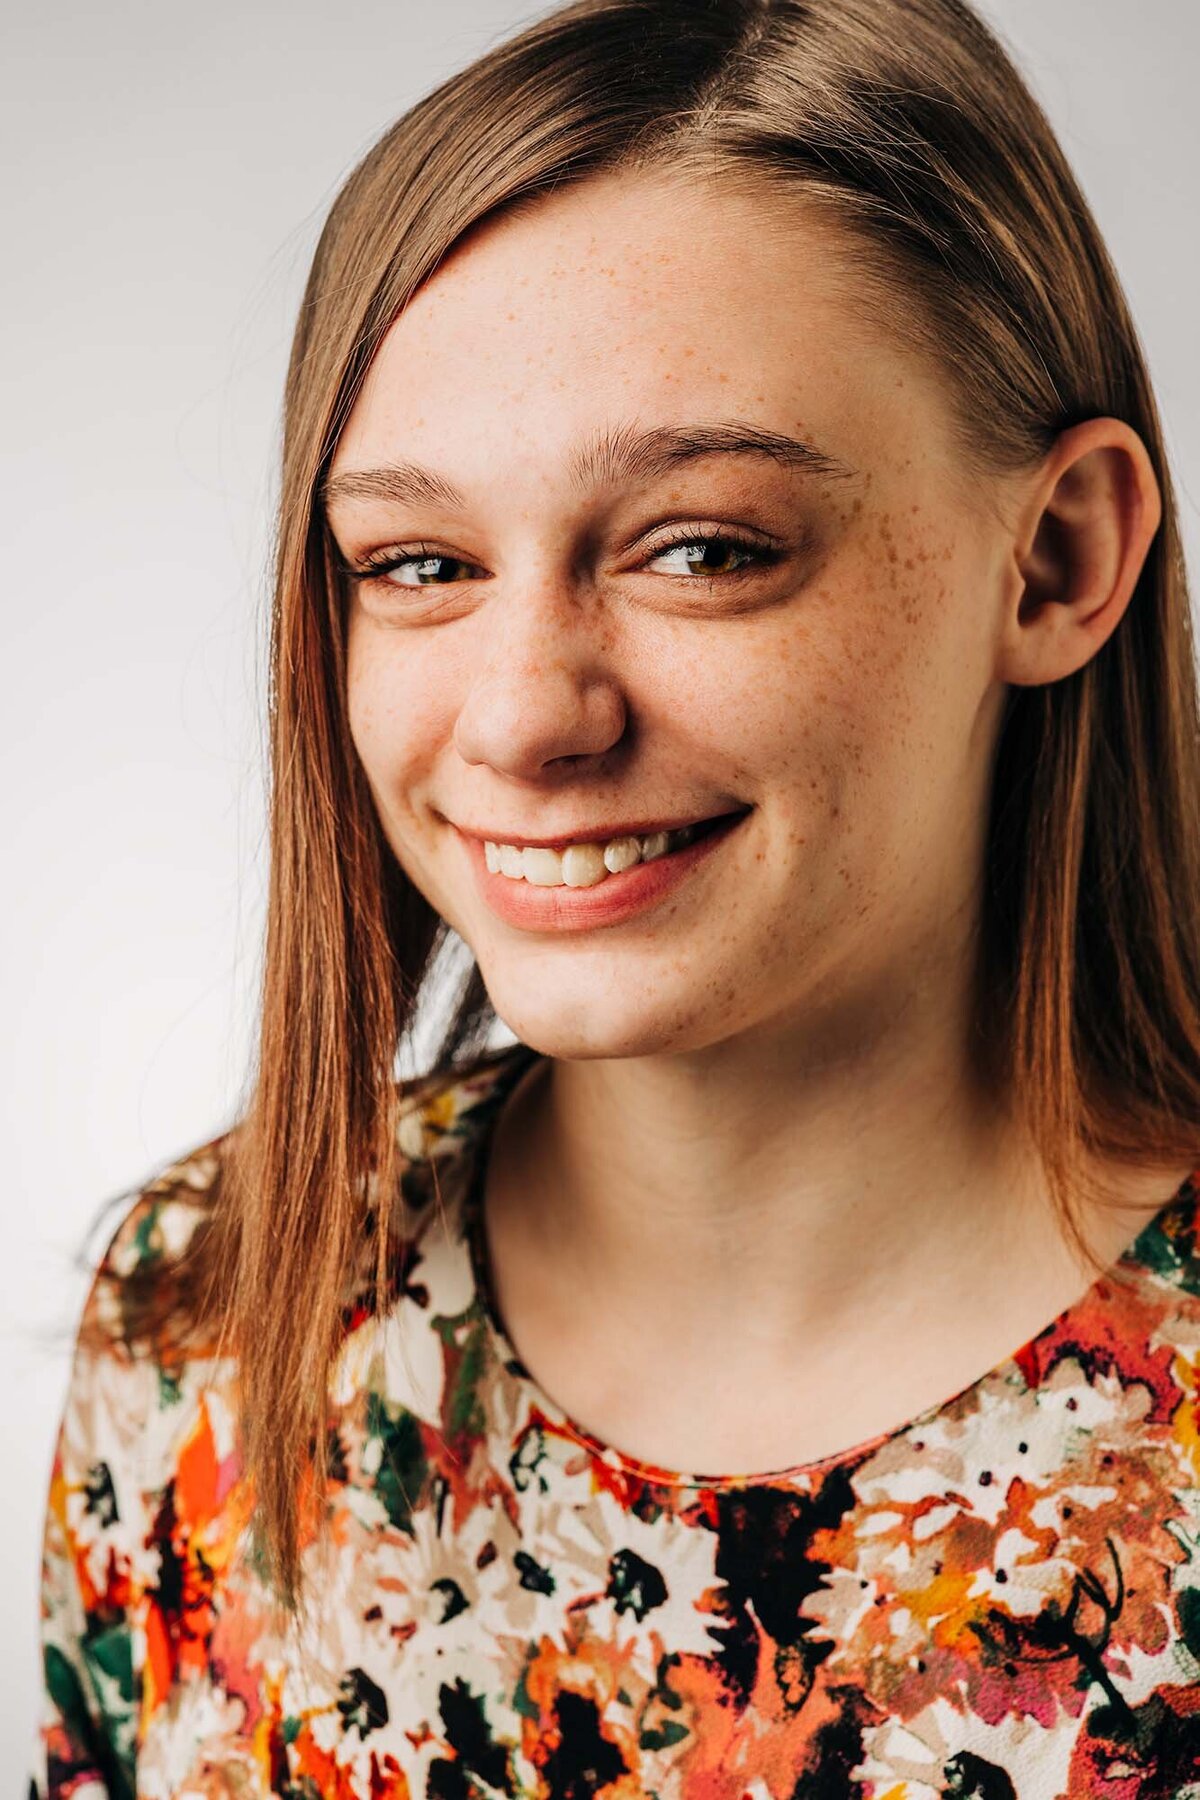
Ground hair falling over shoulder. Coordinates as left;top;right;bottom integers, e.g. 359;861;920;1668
103;0;1200;1604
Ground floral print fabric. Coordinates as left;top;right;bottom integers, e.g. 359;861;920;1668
30;1039;1200;1798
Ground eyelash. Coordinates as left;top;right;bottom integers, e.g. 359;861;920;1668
347;523;781;590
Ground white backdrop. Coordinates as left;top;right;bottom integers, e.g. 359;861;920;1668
4;0;1197;1777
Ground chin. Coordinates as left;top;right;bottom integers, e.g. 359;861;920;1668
485;974;733;1064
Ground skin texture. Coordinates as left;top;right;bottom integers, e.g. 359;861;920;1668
325;167;1185;1474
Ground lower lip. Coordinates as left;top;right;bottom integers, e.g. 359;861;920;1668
459;811;751;933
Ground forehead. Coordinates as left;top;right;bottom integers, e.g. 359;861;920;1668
330;167;948;483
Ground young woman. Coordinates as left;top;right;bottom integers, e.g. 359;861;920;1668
31;0;1200;1793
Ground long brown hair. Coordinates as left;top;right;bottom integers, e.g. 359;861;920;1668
108;0;1200;1603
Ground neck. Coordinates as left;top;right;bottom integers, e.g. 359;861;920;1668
480;951;1188;1474
502;997;1038;1348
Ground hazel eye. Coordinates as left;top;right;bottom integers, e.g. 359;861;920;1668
645;532;769;578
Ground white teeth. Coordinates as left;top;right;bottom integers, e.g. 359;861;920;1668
522;847;566;887
603;836;641;875
484;821;709;887
561;843;608;887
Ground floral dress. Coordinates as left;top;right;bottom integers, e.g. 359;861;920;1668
29;1040;1200;1798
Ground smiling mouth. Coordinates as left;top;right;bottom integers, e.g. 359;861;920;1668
482;808;750;888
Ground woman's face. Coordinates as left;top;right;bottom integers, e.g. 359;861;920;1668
326;168;1024;1061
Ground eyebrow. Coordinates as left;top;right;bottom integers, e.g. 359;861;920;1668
319;419;856;513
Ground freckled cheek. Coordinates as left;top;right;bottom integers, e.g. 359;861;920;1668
813;543;968;745
728;601;946;857
721;607;894;764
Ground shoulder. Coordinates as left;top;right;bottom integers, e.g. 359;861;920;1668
54;1043;539;1486
79;1048;497;1320
67;1042;536;1421
52;1131;234;1548
78;1130;226;1353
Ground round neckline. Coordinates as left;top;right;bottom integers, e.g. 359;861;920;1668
457;1041;1200;1492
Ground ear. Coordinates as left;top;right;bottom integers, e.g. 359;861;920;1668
996;417;1162;689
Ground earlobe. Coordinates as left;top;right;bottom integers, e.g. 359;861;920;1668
998;418;1162;690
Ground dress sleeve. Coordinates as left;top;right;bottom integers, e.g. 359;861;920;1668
28;1195;178;1800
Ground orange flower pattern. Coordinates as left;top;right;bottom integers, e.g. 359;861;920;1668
29;1041;1200;1797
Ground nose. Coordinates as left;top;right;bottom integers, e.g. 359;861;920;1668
451;576;628;779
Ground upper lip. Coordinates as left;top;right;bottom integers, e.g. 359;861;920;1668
453;806;749;851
